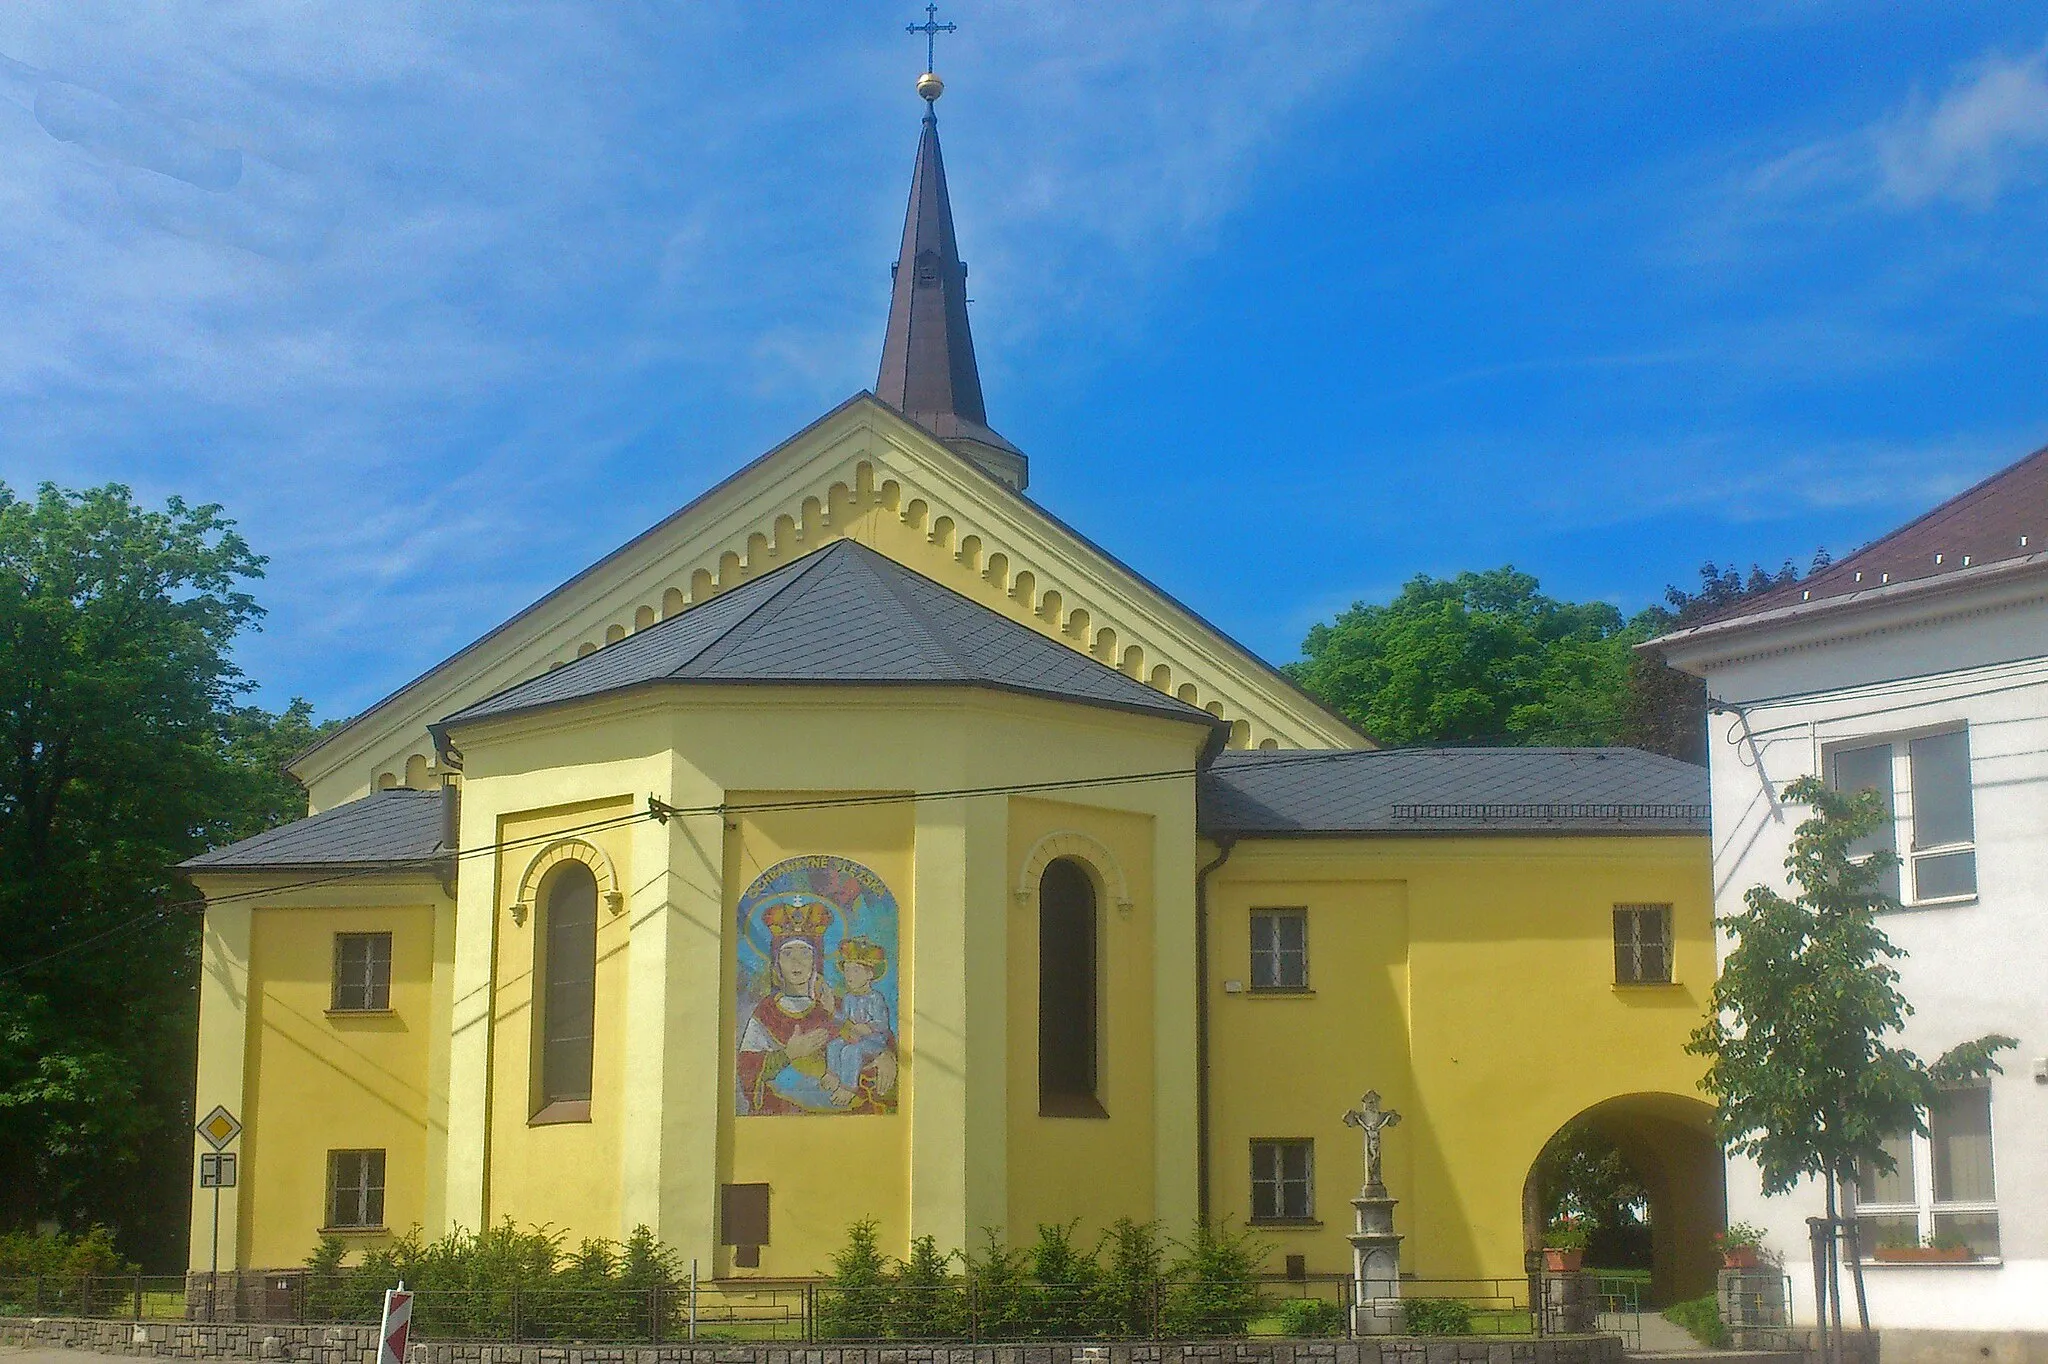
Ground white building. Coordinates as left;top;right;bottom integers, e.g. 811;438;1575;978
1653;445;2048;1346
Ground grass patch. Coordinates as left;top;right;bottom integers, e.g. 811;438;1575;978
1662;1294;1728;1349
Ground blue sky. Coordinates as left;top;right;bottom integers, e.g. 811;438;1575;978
3;3;2046;719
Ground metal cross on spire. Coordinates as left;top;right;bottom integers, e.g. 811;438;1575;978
907;3;957;74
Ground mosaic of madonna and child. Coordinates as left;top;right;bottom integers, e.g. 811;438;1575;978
734;855;900;1115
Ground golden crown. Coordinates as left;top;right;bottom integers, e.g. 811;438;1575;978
763;899;832;940
837;936;888;972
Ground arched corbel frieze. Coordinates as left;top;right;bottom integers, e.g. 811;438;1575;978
1014;830;1134;919
509;837;625;925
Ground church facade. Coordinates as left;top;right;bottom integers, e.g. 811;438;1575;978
185;83;1724;1306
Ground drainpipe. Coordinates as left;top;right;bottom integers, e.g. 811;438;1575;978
1193;834;1237;1225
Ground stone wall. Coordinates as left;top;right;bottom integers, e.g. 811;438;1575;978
0;1316;379;1364
0;1320;1625;1364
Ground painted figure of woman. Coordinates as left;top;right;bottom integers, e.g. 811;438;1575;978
735;905;857;1113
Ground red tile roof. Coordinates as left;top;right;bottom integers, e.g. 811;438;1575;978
1711;441;2048;622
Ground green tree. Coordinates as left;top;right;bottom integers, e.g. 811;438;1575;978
1688;777;2014;1345
1624;556;1824;764
1530;1121;1651;1268
1287;567;1641;745
0;481;326;1265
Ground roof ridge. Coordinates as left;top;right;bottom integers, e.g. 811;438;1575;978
672;541;856;678
850;543;978;681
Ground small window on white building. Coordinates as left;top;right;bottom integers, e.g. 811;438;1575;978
1855;1086;1999;1261
1829;727;1976;906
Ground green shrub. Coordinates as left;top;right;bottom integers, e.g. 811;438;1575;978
0;1227;134;1279
1158;1222;1265;1338
1022;1222;1101;1338
963;1227;1030;1341
1663;1294;1728;1349
1274;1296;1348;1337
299;1220;683;1340
886;1235;965;1339
1094;1218;1164;1338
817;1219;890;1340
1400;1297;1473;1336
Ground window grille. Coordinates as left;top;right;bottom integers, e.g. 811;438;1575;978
1613;905;1673;984
1250;1139;1315;1222
1250;909;1308;991
331;933;392;1012
326;1149;386;1229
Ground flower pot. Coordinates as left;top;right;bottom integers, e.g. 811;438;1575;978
1543;1248;1585;1273
1872;1246;1971;1264
1721;1246;1762;1270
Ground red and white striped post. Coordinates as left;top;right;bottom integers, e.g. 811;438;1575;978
378;1282;414;1364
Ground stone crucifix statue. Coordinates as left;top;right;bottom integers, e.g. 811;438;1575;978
1342;1089;1402;1193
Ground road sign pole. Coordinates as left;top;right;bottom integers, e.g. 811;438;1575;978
210;1183;222;1321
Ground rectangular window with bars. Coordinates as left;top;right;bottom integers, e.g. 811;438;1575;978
331;933;393;1012
325;1149;386;1230
1613;905;1673;984
1250;1139;1315;1222
1249;909;1309;991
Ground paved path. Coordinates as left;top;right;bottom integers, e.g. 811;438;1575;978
3;1351;132;1364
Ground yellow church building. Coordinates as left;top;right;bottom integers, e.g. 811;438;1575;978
183;77;1724;1310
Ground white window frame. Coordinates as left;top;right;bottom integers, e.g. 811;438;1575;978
1824;724;1977;908
1854;1086;2000;1263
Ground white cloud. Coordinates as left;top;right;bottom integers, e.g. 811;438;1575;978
1735;38;2048;218
0;2;1420;715
1876;44;2048;208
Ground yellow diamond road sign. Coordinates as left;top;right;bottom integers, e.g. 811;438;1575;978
196;1105;241;1151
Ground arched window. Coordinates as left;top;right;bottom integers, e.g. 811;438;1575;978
1038;857;1103;1117
537;863;597;1114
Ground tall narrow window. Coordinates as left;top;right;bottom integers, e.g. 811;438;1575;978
325;1150;386;1229
1250;1140;1315;1222
1909;731;1976;900
1613;905;1673;984
1831;743;1902;902
1038;857;1102;1117
331;932;393;1012
1250;909;1309;991
538;863;598;1113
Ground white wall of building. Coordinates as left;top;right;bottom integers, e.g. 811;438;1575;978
1693;595;2048;1332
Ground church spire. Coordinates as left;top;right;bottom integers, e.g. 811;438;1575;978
875;33;1027;489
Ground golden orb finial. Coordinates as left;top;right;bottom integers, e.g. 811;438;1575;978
917;70;944;103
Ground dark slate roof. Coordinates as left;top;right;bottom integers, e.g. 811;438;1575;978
182;788;450;872
1197;747;1709;837
438;539;1226;737
1701;441;2048;627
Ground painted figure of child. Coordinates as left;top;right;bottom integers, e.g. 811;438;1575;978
827;937;896;1107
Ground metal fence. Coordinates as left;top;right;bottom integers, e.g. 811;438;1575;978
0;1273;1637;1342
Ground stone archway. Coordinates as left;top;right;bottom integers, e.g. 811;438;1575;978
1521;1092;1725;1307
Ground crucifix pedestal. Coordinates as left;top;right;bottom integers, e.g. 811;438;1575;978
1342;1090;1404;1336
1348;1181;1403;1336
